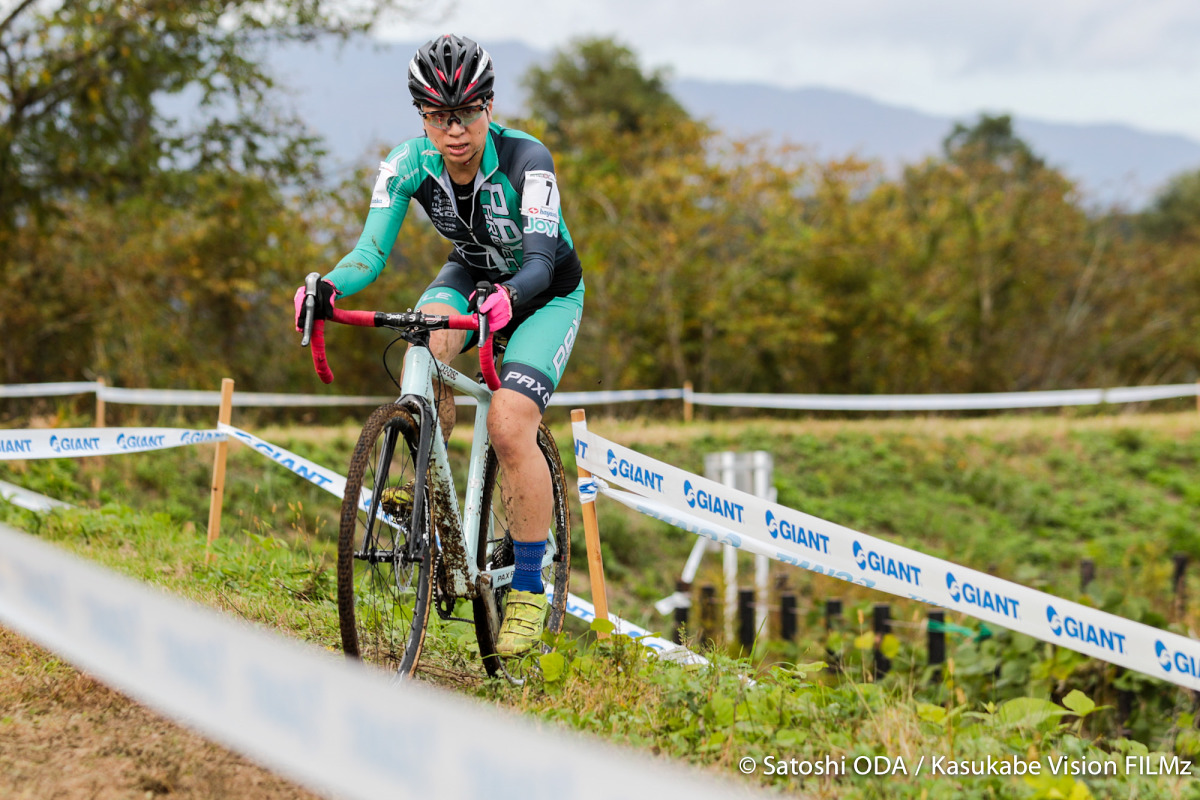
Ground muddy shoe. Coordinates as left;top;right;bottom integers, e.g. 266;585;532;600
495;590;548;657
379;481;415;519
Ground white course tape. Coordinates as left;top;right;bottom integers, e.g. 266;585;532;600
0;523;755;800
98;386;395;407
572;423;1200;691
687;383;1200;411
0;427;226;460
0;480;73;512
0;381;101;398
561;590;708;666
6;380;1197;410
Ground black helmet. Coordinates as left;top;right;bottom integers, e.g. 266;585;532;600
408;34;495;108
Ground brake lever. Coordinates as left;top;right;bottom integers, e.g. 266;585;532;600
300;271;320;348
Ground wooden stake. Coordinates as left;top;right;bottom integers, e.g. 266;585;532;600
205;378;235;564
571;408;610;638
683;380;694;423
95;377;106;428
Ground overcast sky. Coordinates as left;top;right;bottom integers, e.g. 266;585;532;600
380;0;1200;143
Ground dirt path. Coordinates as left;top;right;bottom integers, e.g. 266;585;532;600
0;625;322;800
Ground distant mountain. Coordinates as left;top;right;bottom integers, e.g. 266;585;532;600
268;39;1200;209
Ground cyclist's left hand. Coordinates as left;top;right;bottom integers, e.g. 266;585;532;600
476;285;513;331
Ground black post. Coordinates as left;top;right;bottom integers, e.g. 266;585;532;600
825;598;843;668
700;584;717;643
873;604;892;679
1117;669;1134;738
672;580;691;645
1080;558;1095;594
780;593;797;642
927;610;946;682
737;588;755;652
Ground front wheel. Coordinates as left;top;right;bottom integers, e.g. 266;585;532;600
473;423;571;678
337;404;434;677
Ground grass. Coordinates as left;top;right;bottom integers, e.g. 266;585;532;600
5;407;1200;797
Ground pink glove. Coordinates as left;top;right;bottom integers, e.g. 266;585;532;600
294;279;337;331
476;285;513;331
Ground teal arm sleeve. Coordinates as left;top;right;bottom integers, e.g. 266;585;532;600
323;197;411;298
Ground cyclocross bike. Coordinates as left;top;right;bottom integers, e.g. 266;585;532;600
298;272;571;681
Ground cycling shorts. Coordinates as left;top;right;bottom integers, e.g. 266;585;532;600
416;263;584;412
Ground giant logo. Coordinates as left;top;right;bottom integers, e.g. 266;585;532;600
683;480;745;523
852;541;923;586
48;434;101;454
764;510;829;553
1156;639;1199;676
606;449;665;493
945;571;1021;619
1045;605;1126;654
0;437;33;455
116;433;166;451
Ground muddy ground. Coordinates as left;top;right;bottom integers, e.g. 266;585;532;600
0;625;322;799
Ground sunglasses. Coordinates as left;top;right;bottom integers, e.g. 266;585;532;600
417;103;488;130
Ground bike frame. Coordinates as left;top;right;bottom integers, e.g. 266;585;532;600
394;340;560;602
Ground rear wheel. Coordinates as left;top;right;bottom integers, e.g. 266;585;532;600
473;423;571;678
337;404;434;677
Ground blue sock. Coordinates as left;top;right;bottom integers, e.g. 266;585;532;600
511;539;547;593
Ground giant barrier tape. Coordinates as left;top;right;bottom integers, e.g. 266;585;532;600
0;523;755;800
216;424;706;666
572;420;1200;691
0;427;226;459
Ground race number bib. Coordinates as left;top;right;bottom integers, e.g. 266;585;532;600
370;146;407;208
521;170;560;223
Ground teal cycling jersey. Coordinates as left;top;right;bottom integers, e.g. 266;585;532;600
324;122;582;309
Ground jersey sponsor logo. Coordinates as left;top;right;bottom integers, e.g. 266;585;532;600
428;187;458;232
116;433;166;451
0;437;33;454
369;151;405;208
764;509;830;553
606;449;665;493
477;181;521;271
683;480;745;523
1156;639;1200;676
853;541;923;586
945;571;1021;619
551;306;581;380
523;216;559;238
502;370;551;406
48;434;102;454
1046;605;1126;654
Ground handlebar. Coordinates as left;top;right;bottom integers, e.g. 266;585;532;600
302;305;501;391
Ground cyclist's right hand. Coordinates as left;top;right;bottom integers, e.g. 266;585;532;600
293;278;337;332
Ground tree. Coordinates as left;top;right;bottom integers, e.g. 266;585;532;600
521;36;689;140
1140;169;1200;241
0;0;418;385
0;0;408;239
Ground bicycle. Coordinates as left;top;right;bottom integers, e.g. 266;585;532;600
298;273;571;681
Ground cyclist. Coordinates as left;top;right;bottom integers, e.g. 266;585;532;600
294;34;584;657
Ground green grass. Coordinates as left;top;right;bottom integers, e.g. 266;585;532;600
5;409;1200;798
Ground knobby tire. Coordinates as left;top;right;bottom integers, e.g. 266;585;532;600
337;403;434;678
